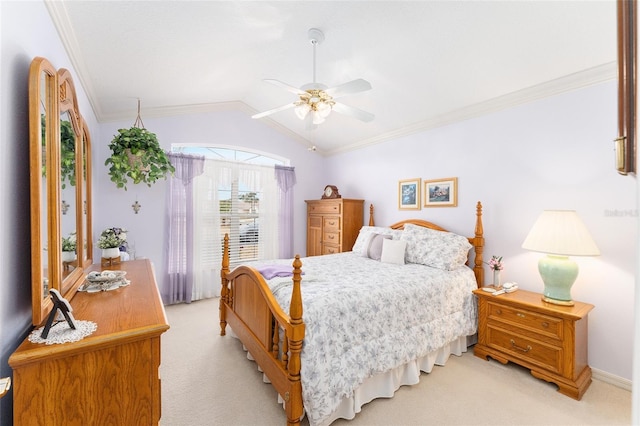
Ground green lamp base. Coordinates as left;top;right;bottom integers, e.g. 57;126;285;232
538;254;578;306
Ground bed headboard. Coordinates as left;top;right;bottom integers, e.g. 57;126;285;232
373;201;484;287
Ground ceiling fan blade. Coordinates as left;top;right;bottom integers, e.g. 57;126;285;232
263;79;305;95
325;79;372;99
332;102;375;122
252;102;296;119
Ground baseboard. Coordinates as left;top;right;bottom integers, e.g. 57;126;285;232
592;367;632;392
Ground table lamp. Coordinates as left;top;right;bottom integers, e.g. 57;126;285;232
521;210;600;306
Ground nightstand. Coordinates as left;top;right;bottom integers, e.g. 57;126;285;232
473;288;594;400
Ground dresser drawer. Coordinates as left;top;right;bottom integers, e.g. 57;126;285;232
323;216;341;231
322;244;340;255
323;231;341;245
308;202;341;214
487;326;562;374
488;301;563;340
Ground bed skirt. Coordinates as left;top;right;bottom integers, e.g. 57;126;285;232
237;332;475;426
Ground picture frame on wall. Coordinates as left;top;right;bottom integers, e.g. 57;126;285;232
424;177;458;207
398;178;421;210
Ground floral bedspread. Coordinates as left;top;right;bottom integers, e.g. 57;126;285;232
247;252;478;426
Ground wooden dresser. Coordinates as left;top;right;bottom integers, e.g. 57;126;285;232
305;199;364;256
473;288;594;400
9;259;169;426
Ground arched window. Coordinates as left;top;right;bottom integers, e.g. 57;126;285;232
164;144;294;303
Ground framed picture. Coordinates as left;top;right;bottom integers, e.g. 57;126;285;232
398;178;421;210
424;177;458;207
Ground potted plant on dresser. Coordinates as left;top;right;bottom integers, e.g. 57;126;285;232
97;227;128;260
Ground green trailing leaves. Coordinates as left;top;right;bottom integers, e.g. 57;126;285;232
104;126;175;190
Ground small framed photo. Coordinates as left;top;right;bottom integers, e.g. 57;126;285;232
398;178;421;210
424;177;458;207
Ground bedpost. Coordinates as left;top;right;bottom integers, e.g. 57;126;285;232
220;233;230;336
473;201;485;287
369;204;375;226
286;255;305;426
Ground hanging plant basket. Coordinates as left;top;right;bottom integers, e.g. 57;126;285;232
104;102;174;190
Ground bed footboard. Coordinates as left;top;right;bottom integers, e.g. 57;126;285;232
219;234;305;426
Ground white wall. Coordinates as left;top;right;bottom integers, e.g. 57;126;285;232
325;80;637;382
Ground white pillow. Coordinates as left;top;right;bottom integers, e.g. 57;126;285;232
362;233;392;261
380;239;407;265
400;223;472;270
352;226;403;255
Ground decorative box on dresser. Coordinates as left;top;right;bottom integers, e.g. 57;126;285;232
9;259;169;426
305;198;364;256
473;288;594;400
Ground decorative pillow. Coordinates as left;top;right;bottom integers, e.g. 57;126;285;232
362;233;392;261
380;239;407;265
352;226;403;255
400;223;472;270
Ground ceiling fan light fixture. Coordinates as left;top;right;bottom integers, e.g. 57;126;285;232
253;27;374;126
316;100;332;117
312;111;326;125
295;103;311;120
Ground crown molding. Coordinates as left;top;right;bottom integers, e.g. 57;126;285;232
45;1;104;120
327;62;617;156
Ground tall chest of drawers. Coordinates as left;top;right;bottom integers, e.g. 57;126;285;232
473;288;594;400
305;199;364;256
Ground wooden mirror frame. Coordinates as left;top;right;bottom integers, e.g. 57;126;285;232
29;58;92;325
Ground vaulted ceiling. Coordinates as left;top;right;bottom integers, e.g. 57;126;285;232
47;1;617;155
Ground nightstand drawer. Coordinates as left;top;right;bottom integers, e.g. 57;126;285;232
488;301;563;340
323;216;341;231
487;326;562;374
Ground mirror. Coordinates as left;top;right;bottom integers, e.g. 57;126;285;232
81;119;93;269
29;58;92;325
59;109;79;285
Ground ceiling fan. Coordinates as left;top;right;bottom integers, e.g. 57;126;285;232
252;28;374;127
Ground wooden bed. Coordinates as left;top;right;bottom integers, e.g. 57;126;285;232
219;201;484;426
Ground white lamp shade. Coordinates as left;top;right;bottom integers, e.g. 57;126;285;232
522;210;600;256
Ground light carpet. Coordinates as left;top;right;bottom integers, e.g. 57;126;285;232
160;297;631;426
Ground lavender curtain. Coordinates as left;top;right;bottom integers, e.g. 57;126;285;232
162;152;205;305
275;165;296;258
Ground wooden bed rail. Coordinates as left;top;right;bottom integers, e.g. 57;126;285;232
471;201;485;287
220;234;305;425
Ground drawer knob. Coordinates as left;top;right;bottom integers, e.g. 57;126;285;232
496;309;502;315
328;235;335;239
510;339;532;353
516;313;525;318
541;322;549;328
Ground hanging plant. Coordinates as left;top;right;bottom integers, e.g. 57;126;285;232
104;102;174;190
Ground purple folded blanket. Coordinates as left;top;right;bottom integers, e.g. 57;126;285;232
256;264;303;280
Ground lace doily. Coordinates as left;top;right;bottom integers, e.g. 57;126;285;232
28;320;97;345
